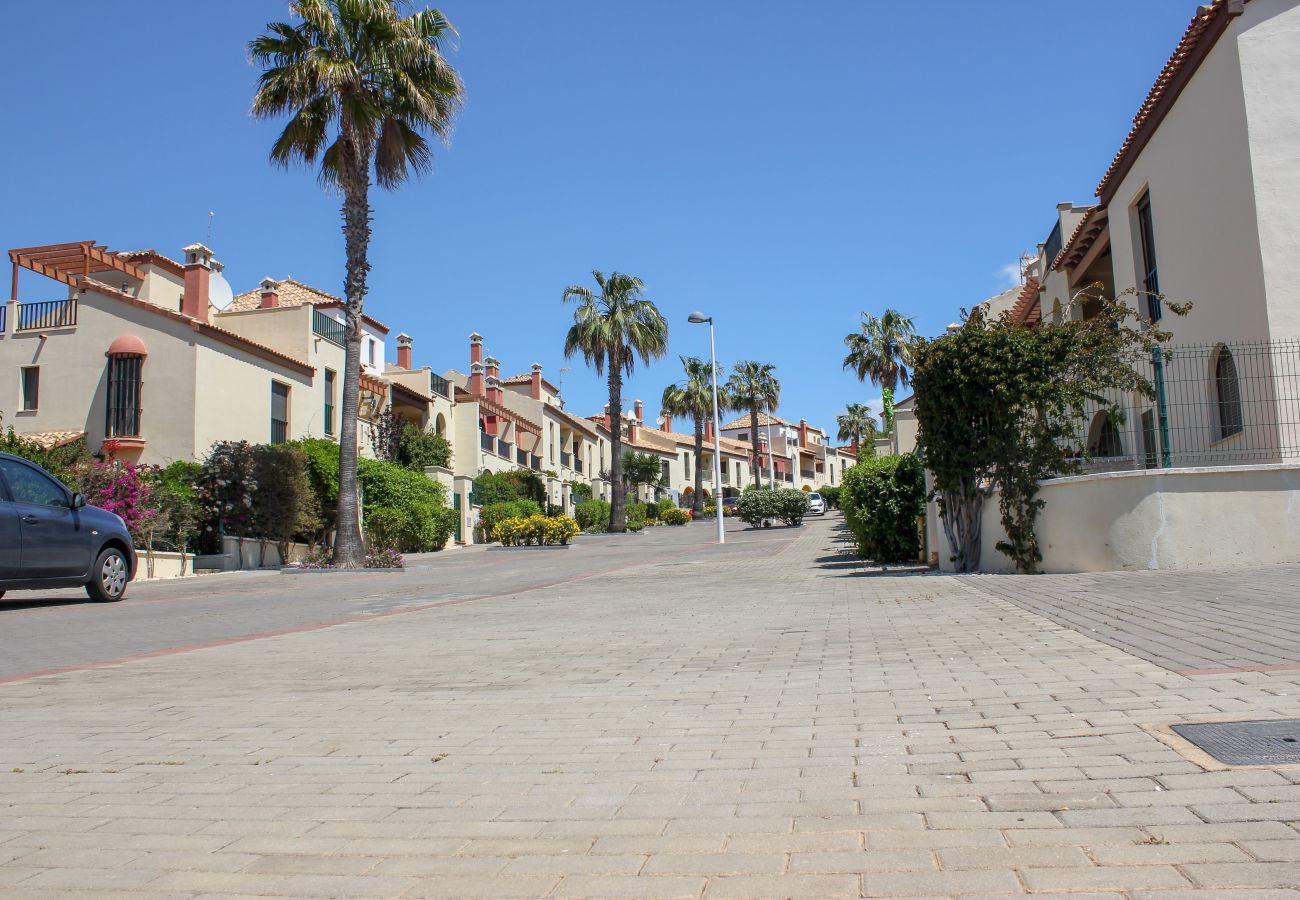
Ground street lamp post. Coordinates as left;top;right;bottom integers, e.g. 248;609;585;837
688;312;726;545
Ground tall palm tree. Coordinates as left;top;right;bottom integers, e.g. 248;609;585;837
842;309;917;433
836;403;880;450
249;1;464;568
563;271;668;532
726;361;780;488
661;356;723;516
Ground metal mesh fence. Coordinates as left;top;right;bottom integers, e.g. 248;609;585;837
1069;340;1300;473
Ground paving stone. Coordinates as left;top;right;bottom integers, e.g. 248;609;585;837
1020;865;1193;891
704;873;861;898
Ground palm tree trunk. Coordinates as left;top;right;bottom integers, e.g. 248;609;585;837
749;406;762;488
332;133;371;569
692;411;705;515
607;349;626;532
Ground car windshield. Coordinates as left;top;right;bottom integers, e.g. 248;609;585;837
809;494;821;501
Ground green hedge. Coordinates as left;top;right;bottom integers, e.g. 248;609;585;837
358;457;454;553
840;453;926;563
575;499;611;530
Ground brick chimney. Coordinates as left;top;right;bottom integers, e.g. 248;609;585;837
470;361;485;396
258;277;279;309
633;399;643;424
705;420;715;442
627;409;639;445
799;418;809;449
661;412;671;432
530;363;543;400
396;333;413;369
180;243;214;321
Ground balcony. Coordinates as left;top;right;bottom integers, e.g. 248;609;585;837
560;451;572;469
497;438;512;459
801;470;815;481
517;448;529;467
429;373;451;399
312;309;346;346
531;455;542;472
17;299;77;331
480;432;494;452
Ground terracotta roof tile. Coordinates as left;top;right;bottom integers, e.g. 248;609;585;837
720;411;791;431
1009;277;1042;325
11;430;85;450
227;278;390;334
1052;206;1107;272
1095;0;1243;202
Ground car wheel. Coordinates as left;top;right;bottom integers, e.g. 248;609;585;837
86;547;129;603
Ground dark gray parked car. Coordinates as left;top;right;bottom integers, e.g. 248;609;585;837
0;452;136;602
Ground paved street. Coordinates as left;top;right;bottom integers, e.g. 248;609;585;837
2;515;1299;898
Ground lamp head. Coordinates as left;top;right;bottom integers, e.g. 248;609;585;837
687;312;710;324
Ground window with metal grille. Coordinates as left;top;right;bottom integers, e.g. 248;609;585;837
1136;192;1161;321
324;369;336;436
105;356;143;437
1215;346;1243;439
271;382;290;444
20;366;38;411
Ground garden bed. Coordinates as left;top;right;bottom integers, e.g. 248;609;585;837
280;566;407;575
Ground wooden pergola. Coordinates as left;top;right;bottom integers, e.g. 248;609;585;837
9;241;144;301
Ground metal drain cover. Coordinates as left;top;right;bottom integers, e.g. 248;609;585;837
1172;719;1300;766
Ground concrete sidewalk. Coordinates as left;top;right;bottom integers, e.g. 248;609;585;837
1;517;1298;898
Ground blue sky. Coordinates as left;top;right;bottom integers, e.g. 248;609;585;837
0;1;1196;439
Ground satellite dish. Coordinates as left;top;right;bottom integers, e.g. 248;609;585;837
208;270;234;310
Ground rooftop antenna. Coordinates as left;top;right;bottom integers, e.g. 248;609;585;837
206;211;215;243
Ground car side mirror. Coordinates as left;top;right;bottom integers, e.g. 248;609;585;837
71;493;87;509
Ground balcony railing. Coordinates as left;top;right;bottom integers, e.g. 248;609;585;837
480;432;494;452
561;451;572;469
312;309;346;346
429;373;451;399
497;438;512;458
271;419;288;445
17;299;77;331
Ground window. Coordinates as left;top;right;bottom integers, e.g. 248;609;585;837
1214;346;1243;439
1136;191;1161;321
737;432;748;442
1087;410;1124;458
683;451;691;480
105;356;143;437
0;458;68;508
324;369;336;436
20;367;39;411
660;460;671;483
271;381;290;444
367;340;376;367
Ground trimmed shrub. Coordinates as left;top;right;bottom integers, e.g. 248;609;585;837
661;507;690;526
736;489;778;526
624;502;649;525
358;458;452;552
818;485;842;509
492;515;580;546
481;499;543;538
398;423;452;470
773;488;811;526
575;499;611;530
840;453;926;563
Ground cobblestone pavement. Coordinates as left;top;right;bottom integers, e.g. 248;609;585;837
1;516;1299;898
972;567;1300;675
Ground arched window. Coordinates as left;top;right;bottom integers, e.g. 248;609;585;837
1086;410;1123;458
105;335;147;438
435;413;447;437
1215;345;1243;439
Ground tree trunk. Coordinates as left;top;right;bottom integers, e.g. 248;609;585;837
332;131;372;569
692;411;705;515
749;406;762;488
938;482;983;572
607;351;626;532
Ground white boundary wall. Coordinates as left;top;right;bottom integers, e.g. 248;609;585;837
938;463;1300;573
